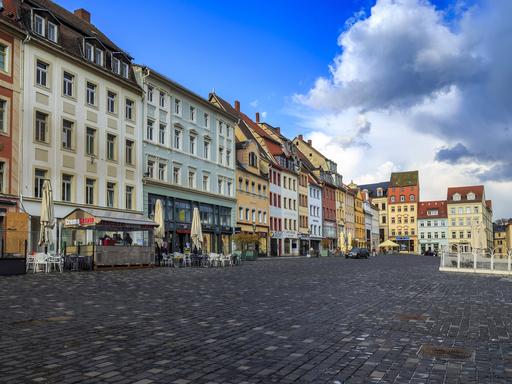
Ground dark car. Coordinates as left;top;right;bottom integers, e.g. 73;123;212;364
346;247;370;259
423;250;435;256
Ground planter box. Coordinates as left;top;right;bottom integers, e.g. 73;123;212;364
0;258;26;276
320;250;329;257
242;250;257;261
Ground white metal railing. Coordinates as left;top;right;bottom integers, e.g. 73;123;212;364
440;248;512;274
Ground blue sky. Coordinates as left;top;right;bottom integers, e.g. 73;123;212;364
57;0;443;136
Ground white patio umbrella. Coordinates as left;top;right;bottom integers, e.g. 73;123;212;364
339;231;345;253
154;199;165;247
191;207;203;252
478;222;487;251
38;180;55;249
347;231;352;251
470;222;480;251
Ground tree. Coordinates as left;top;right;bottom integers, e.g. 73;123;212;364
233;233;259;252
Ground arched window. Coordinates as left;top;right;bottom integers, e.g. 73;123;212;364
410;194;415;201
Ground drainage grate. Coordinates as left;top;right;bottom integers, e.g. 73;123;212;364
418;344;474;361
397;314;427;321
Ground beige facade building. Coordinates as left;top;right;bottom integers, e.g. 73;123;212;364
447;185;493;252
360;182;389;243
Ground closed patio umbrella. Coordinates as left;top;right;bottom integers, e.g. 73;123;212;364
154;199;165;247
191;207;203;252
347;232;352;250
39;180;55;250
339;231;345;253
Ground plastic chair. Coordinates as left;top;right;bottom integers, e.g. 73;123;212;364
48;253;63;272
26;253;36;272
34;253;50;273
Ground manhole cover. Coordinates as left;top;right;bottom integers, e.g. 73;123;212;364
398;314;427;321
418;344;474;361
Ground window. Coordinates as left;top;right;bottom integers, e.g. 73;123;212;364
85;43;94;61
35;111;48;142
106;182;116;208
84;127;96;156
474;206;479;213
249;152;257;167
0;100;6;133
263;212;267;224
239;207;243;220
202;174;209;191
36;60;48;87
125;186;133;210
146;120;154;141
94;48;104;66
204;113;209;128
63;72;74;97
458;207;463;215
400;195;405;202
34;14;45;36
112;57;120;74
0;44;7;72
190;135;196;154
158;163;166;181
147;86;154;103
86;82;96;105
125;140;134;165
390;196;395;203
466;207;471;214
227;181;232;196
467;192;475;200
226;150;231;167
120;62;129;79
252;209;256;222
147;160;154;178
34;169;47;198
204;140;210;159
107;91;116;114
190;106;196;121
174;129;181;149
84;178;95;205
188;170;196;188
159;92;165;108
174;99;181;115
61;174;72;202
409;194;415;201
218;178;223;194
0;162;4;193
219;147;224;165
62;119;73;149
173;165;181;184
159;124;166;145
453;193;461;201
106;134;116;161
459;231;464;239
48;21;58;42
125;99;134;120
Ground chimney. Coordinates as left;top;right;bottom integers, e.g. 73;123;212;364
307;139;312;145
255;112;260;123
74;8;91;23
234;100;240;112
275;127;280;135
298;134;303;141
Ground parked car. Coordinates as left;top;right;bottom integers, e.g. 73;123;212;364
423;250;435;256
345;248;370;259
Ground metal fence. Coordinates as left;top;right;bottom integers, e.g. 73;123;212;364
440;249;512;275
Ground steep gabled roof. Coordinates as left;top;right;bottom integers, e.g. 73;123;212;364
390;171;419;187
359;181;389;198
447;185;485;203
418;200;448;219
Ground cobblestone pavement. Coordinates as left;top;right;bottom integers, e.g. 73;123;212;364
1;255;512;384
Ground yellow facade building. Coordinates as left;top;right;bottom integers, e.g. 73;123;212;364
493;223;508;257
348;182;365;248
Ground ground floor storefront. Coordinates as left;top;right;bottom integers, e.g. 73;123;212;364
234;222;269;257
420;240;449;254
391;235;418;253
270;231;299;256
146;185;236;255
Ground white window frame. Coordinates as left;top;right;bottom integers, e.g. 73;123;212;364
36;60;48;87
112;57;120;74
63;71;74;97
86;82;96;106
85;42;94;62
0;43;8;73
47;21;58;43
107;91;116;114
34;14;45;36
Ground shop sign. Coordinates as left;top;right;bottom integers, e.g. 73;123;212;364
64;217;95;226
271;231;298;239
396;236;410;240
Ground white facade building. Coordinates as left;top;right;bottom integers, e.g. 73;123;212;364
308;176;323;252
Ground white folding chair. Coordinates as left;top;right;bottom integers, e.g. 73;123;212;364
34;253;50;273
48;253;63;272
26;253;36;272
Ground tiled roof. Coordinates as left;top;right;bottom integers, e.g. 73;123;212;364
446;185;485;203
359;181;389;198
390;171;419;187
417;200;448;219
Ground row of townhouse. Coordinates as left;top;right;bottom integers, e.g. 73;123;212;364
0;0;239;257
361;173;494;254
0;0;493;259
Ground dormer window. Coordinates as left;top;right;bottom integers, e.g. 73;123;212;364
453;193;461;201
85;43;94;61
248;152;257;167
376;188;383;197
48;21;58;42
34;14;45;36
467;192;475;200
120;62;129;79
112;57;120;74
94;48;104;66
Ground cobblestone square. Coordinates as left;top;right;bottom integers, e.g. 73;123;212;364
1;255;511;383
